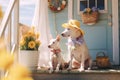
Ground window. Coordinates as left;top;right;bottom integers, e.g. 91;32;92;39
78;0;107;14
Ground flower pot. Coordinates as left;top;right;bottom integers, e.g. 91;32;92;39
19;50;39;71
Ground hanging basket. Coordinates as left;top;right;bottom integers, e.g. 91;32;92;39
81;11;99;25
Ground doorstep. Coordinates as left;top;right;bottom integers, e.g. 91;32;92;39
32;66;120;80
33;69;120;74
32;65;120;74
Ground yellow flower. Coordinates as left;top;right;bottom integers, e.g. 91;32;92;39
23;34;28;39
27;26;36;36
0;53;14;70
1;77;9;80
1;73;33;80
35;33;40;39
27;31;34;37
86;8;91;12
28;41;35;49
36;40;41;46
0;39;7;55
8;64;31;78
7;77;33;80
20;27;41;50
20;39;26;46
18;77;33;80
0;5;3;19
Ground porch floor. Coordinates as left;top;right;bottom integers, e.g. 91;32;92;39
32;66;120;80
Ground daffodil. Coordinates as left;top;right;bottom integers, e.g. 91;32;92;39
28;41;35;49
0;48;7;55
0;53;14;70
1;77;9;80
17;77;33;80
8;64;31;78
0;39;7;55
8;77;33;80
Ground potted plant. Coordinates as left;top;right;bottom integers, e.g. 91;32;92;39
81;7;99;25
19;27;41;71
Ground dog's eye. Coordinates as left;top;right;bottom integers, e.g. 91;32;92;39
53;42;55;44
67;28;70;30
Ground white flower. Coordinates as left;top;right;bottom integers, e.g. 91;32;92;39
62;0;66;5
57;7;61;10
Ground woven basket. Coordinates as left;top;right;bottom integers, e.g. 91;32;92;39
81;11;99;25
96;52;111;69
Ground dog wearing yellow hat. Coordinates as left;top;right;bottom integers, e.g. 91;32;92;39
61;19;92;72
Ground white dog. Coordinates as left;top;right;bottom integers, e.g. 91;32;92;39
48;35;68;73
61;20;92;72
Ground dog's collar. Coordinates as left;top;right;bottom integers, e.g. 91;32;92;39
51;49;61;54
67;36;84;46
72;36;84;45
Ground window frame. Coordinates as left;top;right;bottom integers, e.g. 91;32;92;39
77;0;107;14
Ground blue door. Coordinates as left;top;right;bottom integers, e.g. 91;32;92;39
73;0;113;61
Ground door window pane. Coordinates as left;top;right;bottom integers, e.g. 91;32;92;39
97;0;105;10
89;0;95;8
80;0;87;11
79;0;106;12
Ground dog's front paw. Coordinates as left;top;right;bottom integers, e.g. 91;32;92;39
87;67;91;70
67;68;72;71
78;68;85;72
49;68;53;73
55;68;59;72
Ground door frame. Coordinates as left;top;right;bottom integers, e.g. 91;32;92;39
68;0;119;65
112;0;119;65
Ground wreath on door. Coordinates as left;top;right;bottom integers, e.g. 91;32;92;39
48;0;67;13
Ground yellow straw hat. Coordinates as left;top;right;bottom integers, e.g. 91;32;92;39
62;20;85;35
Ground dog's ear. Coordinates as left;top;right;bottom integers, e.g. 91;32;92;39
56;35;60;41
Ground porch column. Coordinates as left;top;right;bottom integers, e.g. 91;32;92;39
112;0;119;65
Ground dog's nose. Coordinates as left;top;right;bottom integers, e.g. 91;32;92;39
48;45;51;48
61;33;64;36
